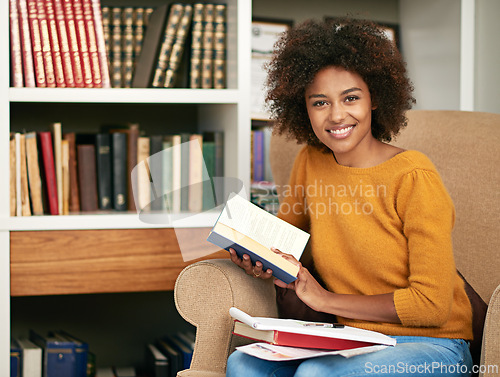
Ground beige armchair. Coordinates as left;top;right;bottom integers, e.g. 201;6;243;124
174;110;500;377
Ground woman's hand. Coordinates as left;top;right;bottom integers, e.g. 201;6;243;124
229;248;274;279
271;247;328;312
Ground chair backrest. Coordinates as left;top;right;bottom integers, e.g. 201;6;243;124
270;110;500;303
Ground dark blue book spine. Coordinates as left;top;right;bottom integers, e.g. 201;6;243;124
111;132;128;211
252;130;264;182
10;341;21;377
206;231;297;284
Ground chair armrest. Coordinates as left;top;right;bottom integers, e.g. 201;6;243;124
480;283;500;377
174;259;278;377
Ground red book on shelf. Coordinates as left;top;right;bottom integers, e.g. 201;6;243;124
71;0;94;87
27;0;47;87
53;0;75;87
90;0;110;88
82;0;102;87
10;0;24;87
61;0;84;87
18;0;36;87
44;0;66;87
38;132;59;215
35;0;57;87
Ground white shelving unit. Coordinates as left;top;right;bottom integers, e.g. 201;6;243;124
1;0;251;373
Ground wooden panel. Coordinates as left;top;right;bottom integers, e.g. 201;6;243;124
10;228;228;296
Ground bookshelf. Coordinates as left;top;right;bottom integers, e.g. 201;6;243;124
2;0;251;373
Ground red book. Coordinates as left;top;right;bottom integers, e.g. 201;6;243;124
38;132;59;215
44;0;66;87
230;308;396;351
27;0;46;87
90;0;110;88
82;0;102;87
10;0;24;87
35;0;56;87
71;0;94;87
61;0;84;87
53;0;75;87
18;0;36;87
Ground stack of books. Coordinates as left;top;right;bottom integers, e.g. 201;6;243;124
9;0;110;88
11;330;93;377
145;331;195;377
10;124;224;216
131;2;227;89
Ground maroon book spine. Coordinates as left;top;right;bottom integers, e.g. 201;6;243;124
44;0;66;87
38;132;59;215
82;0;102;87
53;0;75;87
72;0;94;87
62;0;84;87
36;0;56;87
27;0;46;87
18;0;36;87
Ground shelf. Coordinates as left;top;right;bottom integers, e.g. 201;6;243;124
9;87;242;104
10;227;228;296
1;210;220;231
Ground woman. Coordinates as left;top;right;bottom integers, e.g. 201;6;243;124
227;18;473;376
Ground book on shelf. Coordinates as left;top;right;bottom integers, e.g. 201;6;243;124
10;0;24;87
163;4;193;88
230;307;397;351
63;132;80;212
27;0;47;87
207;193;310;284
38;131;59;215
111;132;128;211
95;133;112;210
50;122;63;213
145;343;169;377
44;0;66;87
77;143;98;212
155;338;181;377
18;0;36;87
151;3;184;88
30;330;77;377
15;338;43;377
50;331;89;377
10;340;21;377
35;0;57;87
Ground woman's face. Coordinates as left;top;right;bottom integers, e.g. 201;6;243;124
305;66;377;165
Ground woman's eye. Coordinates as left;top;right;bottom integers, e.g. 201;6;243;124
313;100;327;107
345;95;359;103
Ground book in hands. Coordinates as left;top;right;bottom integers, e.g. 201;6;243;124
230;307;397;351
206;193;310;284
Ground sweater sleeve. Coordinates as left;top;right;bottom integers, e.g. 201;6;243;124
277;146;310;232
393;167;457;327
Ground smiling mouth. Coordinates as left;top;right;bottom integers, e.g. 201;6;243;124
327;125;355;137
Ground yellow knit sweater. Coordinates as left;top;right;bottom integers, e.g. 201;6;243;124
278;146;473;340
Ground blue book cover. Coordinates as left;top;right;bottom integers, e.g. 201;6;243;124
51;331;89;377
10;340;21;377
30;330;77;377
161;335;193;370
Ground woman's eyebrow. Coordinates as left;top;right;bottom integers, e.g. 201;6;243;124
307;87;363;99
341;87;362;95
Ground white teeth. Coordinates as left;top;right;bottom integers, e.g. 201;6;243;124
328;126;354;135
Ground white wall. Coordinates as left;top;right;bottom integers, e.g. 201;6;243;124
399;0;461;111
475;0;500;113
252;0;399;24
